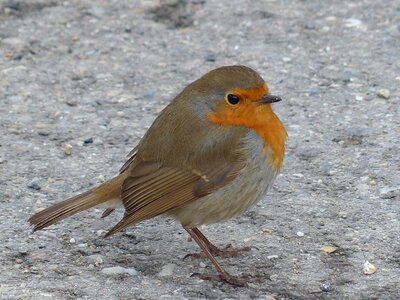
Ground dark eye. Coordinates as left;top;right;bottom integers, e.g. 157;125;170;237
226;94;240;105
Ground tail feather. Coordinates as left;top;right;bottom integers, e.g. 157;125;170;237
28;175;124;232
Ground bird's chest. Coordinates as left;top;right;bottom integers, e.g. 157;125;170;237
170;131;279;228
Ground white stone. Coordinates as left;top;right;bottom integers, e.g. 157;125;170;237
377;89;390;99
355;95;363;101
64;144;73;155
363;261;377;275
101;266;138;276
344;18;366;30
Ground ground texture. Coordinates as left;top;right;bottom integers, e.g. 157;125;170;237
0;0;399;299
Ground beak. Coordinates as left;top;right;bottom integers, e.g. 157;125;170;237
259;94;282;104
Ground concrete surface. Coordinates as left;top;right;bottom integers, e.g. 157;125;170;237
0;0;399;299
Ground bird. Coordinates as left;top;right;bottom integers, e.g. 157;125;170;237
28;65;287;286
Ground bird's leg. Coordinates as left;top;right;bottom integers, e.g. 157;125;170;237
192;227;220;254
184;227;253;259
184;227;249;287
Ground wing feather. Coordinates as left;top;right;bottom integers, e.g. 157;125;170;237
105;155;246;237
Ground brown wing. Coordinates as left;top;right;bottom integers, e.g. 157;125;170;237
104;158;245;237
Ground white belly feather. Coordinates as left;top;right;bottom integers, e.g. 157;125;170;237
169;131;279;228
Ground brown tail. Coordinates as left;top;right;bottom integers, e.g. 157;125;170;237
28;175;124;232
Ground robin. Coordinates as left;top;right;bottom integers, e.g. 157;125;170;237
28;65;287;286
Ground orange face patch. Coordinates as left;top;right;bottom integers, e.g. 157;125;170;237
207;84;287;169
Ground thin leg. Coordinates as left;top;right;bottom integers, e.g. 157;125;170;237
184;227;253;259
192;227;220;253
185;227;249;287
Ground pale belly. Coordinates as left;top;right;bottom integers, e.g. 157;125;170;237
169;131;279;228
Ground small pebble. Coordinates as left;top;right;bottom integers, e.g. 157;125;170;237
377;89;390;99
27;178;41;190
267;255;279;260
69;238;76;244
123;231;136;239
157;263;176;277
344;18;365;29
320;26;330;33
355;95;363;101
293;173;304;178
204;51;217;62
65;100;77;107
296;231;305;237
325;16;337;22
84;137;93;144
321;246;337;254
38;131;50;136
64;144;73;155
97;230;106;237
101;266;138;276
15;258;24;264
199;262;206;268
320;281;332;292
363;261;377;275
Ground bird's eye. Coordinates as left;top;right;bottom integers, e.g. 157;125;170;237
226;94;240;105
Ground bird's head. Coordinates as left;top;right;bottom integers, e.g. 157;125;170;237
180;65;287;168
188;65;282;129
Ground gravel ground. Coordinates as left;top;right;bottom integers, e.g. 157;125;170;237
1;0;399;299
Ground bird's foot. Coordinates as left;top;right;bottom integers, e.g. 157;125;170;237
191;272;250;287
184;243;254;259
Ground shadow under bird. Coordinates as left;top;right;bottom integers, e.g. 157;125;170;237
28;65;287;286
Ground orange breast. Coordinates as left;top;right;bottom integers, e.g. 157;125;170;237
253;112;287;169
207;97;287;169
